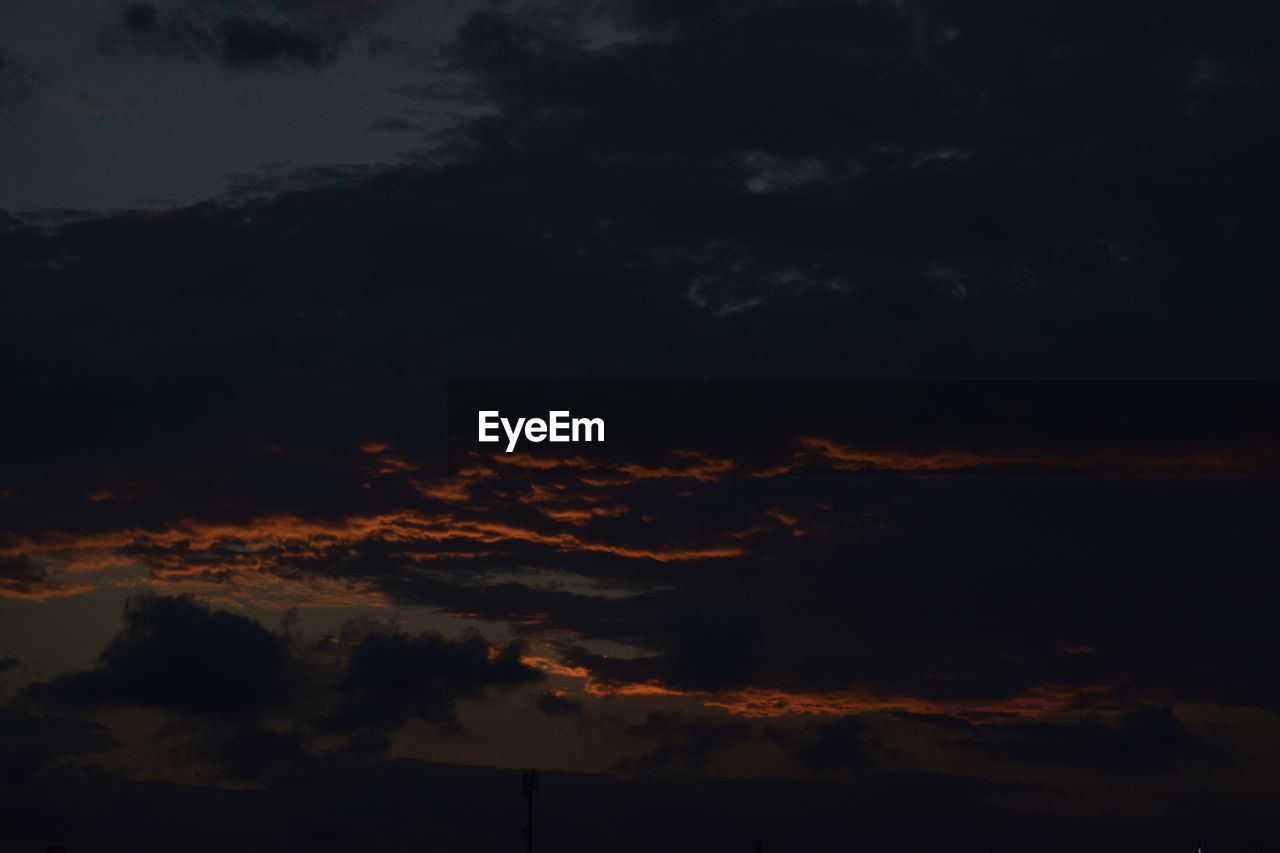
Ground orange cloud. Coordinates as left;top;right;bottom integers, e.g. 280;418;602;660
797;438;1028;472
0;577;95;601
615;450;736;482
0;503;743;605
519;649;1120;721
797;436;1273;473
413;479;471;502
536;505;630;525
463;449;737;483
147;570;390;610
700;683;1117;719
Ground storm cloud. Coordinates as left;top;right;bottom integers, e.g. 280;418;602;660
31;594;292;714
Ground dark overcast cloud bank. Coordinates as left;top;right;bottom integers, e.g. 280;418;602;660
3;0;1280;433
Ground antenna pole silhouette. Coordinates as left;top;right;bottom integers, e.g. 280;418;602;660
522;768;540;853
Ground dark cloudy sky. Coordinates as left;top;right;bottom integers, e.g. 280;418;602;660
2;1;1279;851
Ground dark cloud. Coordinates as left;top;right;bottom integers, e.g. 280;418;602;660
0;0;1270;433
0;709;117;782
427;0;1280;338
768;715;877;773
617;711;751;774
30;594;291;714
367;114;418;133
327;624;542;732
0;556;80;600
16;594;551;788
963;707;1228;775
112;1;388;69
25;593;543;744
663;610;760;691
1;551;102;603
199;722;312;783
533;690;584;717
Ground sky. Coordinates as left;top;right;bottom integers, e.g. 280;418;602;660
2;1;1280;851
0;0;485;211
